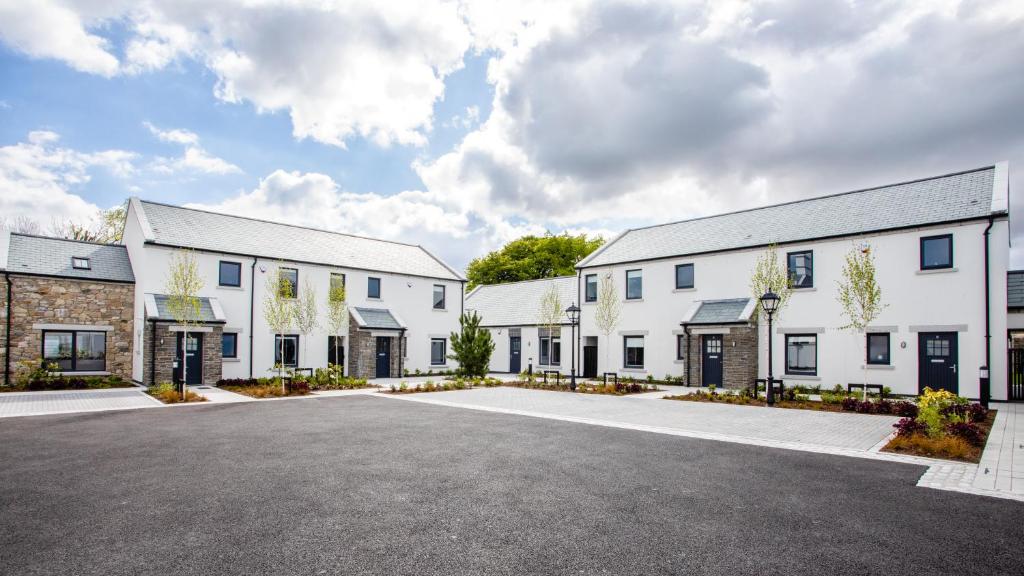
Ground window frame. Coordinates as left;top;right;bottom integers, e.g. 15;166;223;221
330;273;346;293
584;274;597;303
920;234;954;270
274;334;300;368
623;335;645;369
219;261;242;287
368;276;381;299
71;257;91;270
787;250;814;289
676;334;686;360
785;334;818;376
866;332;891;365
433;284;446;310
430;338;447;365
625;269;643;300
41;329;107;372
551;336;561;366
327;335;345;367
279;267;298;299
539;336;551;365
222;332;239;359
675;263;694;289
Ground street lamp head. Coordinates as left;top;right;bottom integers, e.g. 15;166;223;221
760;291;780;315
565;303;581;323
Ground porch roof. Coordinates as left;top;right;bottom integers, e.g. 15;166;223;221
351;307;406;330
683;298;756;325
145;293;226;324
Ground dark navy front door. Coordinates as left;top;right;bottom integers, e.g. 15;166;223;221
701;335;723;387
174;332;203;385
919;332;958;394
375;337;391;378
509;336;521;373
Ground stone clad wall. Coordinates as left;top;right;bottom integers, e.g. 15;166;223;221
347;313;402;379
2;275;134;385
142;323;223;386
684;323;758;389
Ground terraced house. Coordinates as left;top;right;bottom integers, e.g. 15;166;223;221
574;163;1012;401
121;199;465;385
1;233;135;385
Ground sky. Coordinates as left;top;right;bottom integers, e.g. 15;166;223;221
1;0;1022;272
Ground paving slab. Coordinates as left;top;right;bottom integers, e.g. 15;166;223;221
0;388;161;418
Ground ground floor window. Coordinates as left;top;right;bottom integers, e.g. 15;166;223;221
676;334;686;360
431;338;446;365
785;334;817;375
222;333;238;359
624;336;644;369
867;333;890;365
327;336;344;367
43;330;106;372
539;336;561;365
274;335;299;367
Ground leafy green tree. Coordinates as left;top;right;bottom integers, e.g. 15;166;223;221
466;233;603;290
264;267;297;391
448;311;495;377
837;243;886;400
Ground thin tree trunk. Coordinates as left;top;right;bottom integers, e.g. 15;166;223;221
279;335;285;393
862;330;868;402
181;330;188;401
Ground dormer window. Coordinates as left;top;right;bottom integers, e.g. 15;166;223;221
71;257;90;270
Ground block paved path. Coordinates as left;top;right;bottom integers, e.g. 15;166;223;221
0;388;161;418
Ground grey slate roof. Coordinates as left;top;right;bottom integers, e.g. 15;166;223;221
1009;272;1024;310
352;307;404;330
579;167;999;268
465;276;577;327
148;294;222;323
688;298;752;325
136;200;463;281
4;234;134;282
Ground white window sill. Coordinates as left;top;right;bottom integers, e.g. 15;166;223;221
624;298;644;303
223;358;241;363
367;297;382;301
916;267;957;275
784;374;820;381
429;365;449;369
621;367;646;373
55;371;111;377
217;285;244;291
862;364;894;370
673;359;686;364
791;287;817;292
673;287;696;293
432;308;448;312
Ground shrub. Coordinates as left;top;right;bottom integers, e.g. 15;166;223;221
945;422;984;446
148;382;206;404
893;417;927;437
841;397;859;411
888;433;972;460
891;401;919;418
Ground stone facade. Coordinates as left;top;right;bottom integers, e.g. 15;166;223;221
142;322;223;386
1;275;134;385
347;313;402;379
683;323;758;389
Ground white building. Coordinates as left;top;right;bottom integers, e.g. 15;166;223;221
465;276;576;375
575;164;1011;401
122;198;465;384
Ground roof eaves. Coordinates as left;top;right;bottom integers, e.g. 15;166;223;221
577;229;630;269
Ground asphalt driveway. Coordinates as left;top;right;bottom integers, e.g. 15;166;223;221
0;395;1021;576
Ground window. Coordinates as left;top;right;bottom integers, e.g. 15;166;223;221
71;257;90;270
538;334;560;366
676;334;686;360
433;284;446;309
327;336;345;367
540;336;550;365
551;337;561;365
675;264;694;289
624;336;644;368
222;333;238;358
785;334;817;375
219;261;242;287
279;268;298;298
585;274;597;302
626;269;642;300
330;273;346;292
42;330;106;372
787;251;813;288
431;338;447;365
368;277;381;299
274;335;299;367
920;234;953;270
867;333;890;365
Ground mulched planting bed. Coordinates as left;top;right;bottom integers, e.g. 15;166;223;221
664;391;918;415
882;409;996;463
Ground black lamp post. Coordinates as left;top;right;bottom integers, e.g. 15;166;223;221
760;291;780;406
565;303;580;391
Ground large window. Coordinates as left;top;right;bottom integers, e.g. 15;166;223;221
675;264;694;289
585;274;597;302
274;335;299;367
551;337;561;365
920;234;953;270
433;285;446;309
539;334;561;366
219;261;242;287
867;333;890;365
787;251;813;289
327;336;345;367
785;334;817;375
626;269;643;300
222;333;238;359
279;268;298;298
43;330;106;372
431;338;447;365
330;273;346;292
624;336;644;368
368;277;381;299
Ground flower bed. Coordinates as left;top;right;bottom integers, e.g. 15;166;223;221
305;366;377;391
387;377;503;394
665;387;919;416
882;388;994;462
508;378;658;395
148;382;207;404
217;377;310;398
3;361;134;392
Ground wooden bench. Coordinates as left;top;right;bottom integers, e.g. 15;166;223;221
848;383;885;398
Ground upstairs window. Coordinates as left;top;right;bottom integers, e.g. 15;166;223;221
787;251;813;289
368;277;381;299
867;333;890;365
279;268;298;298
433;284;446;309
920;234;953;270
626;269;643;300
330;273;346;292
71;257;90;270
675;264;694;289
585;274;597;302
219;261;242;287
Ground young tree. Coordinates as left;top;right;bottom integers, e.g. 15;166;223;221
749;244;794;391
325;279;348;382
837;243;886;400
593;273;621;373
165;250;204;400
448;311;495;377
264;267;296;392
538;283;564;367
293;277;319;371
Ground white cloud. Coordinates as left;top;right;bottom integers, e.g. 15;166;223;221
0;0;119;77
143;121;242;175
143;122;199;146
0;130;136;226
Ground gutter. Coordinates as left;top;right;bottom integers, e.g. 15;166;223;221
577;269;582;376
3;272;10;387
982;217;993;407
250;257;257;379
